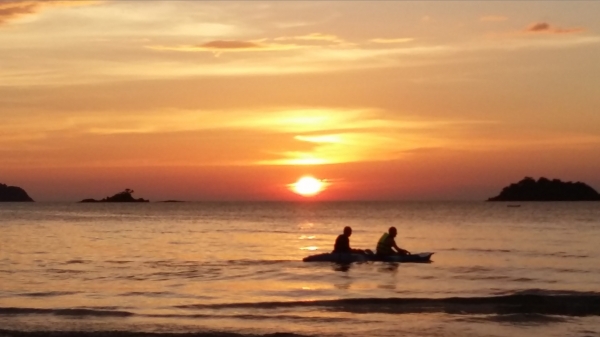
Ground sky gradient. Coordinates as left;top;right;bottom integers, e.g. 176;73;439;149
1;1;599;201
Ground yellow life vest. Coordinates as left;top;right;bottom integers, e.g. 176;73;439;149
376;233;392;255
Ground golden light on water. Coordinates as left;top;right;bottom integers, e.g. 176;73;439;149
290;176;326;197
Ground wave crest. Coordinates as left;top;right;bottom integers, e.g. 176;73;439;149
176;292;600;316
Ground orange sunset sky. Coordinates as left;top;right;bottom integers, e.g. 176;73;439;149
1;1;599;201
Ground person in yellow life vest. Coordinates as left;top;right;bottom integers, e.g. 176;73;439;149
376;226;410;256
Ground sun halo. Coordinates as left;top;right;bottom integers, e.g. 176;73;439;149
290;176;326;197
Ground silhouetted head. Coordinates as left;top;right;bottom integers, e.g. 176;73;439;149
388;226;397;238
343;226;352;237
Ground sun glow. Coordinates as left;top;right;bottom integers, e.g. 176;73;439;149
290;176;326;197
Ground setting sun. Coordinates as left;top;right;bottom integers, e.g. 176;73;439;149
290;176;326;197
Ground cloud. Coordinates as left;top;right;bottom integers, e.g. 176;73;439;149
0;0;38;24
275;33;345;44
370;38;414;44
199;40;264;50
525;22;584;34
147;34;348;55
293;33;342;42
147;40;303;53
528;22;550;32
0;0;96;25
480;15;508;22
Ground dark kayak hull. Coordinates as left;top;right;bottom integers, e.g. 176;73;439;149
302;252;434;263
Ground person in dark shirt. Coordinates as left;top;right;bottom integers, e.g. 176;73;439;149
333;226;363;254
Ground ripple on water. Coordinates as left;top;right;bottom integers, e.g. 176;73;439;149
18;291;80;298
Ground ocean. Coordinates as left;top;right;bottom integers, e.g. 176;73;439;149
1;202;599;337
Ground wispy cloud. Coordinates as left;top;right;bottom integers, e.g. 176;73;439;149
295;135;342;144
149;33;351;55
524;22;584;34
0;0;96;25
1;106;498;167
147;40;303;53
200;40;263;50
275;32;345;44
0;0;37;24
370;38;414;44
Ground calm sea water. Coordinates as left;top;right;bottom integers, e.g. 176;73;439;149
1;202;599;337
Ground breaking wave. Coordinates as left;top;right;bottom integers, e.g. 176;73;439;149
2;290;599;320
175;291;600;316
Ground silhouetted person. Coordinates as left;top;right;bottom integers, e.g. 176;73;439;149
333;226;363;254
376;226;410;256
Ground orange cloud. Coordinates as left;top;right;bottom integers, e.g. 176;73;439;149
275;33;345;44
293;33;342;42
200;40;262;49
147;40;303;53
525;22;584;34
370;38;414;44
0;0;38;24
0;0;96;25
148;34;348;55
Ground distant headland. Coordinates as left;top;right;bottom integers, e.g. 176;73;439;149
0;183;34;202
80;189;149;203
488;177;600;201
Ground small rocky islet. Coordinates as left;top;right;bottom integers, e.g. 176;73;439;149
79;189;149;203
0;183;34;202
488;177;600;201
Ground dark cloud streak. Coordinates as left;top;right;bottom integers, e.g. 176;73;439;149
525;22;584;34
0;0;96;25
198;40;264;50
0;0;38;24
527;22;550;32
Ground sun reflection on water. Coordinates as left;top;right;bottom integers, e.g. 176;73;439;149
298;222;315;229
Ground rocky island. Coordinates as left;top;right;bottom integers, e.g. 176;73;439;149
488;177;600;201
80;189;149;203
0;183;34;202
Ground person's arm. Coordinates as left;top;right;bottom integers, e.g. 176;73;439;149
348;238;364;254
342;236;351;252
345;237;362;253
391;239;410;255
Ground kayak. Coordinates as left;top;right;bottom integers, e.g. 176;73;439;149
302;252;434;263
